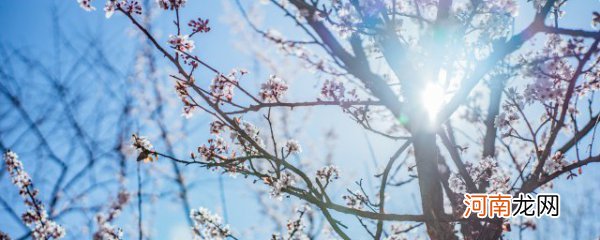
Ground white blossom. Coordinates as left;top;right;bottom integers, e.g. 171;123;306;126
342;190;368;210
190;207;232;240
168;34;195;53
131;134;153;153
79;0;96;11
4;151;66;239
284;139;302;155
93;190;130;240
156;0;186;10
543;151;568;174
259;75;288;102
316;165;340;182
268;172;296;199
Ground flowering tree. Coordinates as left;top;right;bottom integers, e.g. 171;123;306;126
2;0;599;239
78;0;599;239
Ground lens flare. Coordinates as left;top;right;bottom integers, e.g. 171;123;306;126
422;83;446;122
421;70;448;123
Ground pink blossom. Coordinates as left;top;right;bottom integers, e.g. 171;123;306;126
316;165;340;182
168;35;195;53
78;0;96;11
259;75;288;103
156;0;186;10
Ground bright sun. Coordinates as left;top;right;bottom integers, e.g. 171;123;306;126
421;70;448;123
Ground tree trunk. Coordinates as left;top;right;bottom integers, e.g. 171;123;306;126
413;131;457;240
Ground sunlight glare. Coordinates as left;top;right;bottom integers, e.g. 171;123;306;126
421;70;448;123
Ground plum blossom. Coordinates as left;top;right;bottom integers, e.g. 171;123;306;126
210;72;239;102
156;0;186;10
316;165;340;182
93;191;130;240
267;172;296;199
543;151;568;174
189;18;211;34
131;134;153;152
168;34;195;53
118;0;142;16
333;3;359;39
4;151;66;240
523;75;564;103
131;134;157;163
79;0;96;11
449;173;466;194
174;81;195;118
190;207;232;240
486;167;511;194
496;87;524;137
279;205;311;240
320;79;345;100
450;157;511;194
91;0;141;18
197;136;228;160
342;190;368;210
104;1;117;18
284;139;302;155
210;120;227;135
259;75;288;102
229;120;265;154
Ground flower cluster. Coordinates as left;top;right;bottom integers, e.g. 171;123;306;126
168;34;195;53
156;0;186;10
284;139;302;155
543;151;569;174
190;207;232;240
266;172;296;199
175;80;195;118
320;79;345;100
316;165;340;182
79;0;142;18
259;75;288;103
448;173;467;195
189;18;211;34
577;74;600;96
197;137;228;161
4;151;66;239
523;73;564;104
210;120;227;135
331;2;360;38
78;0;96;11
93;190;130;240
210;71;243;102
230;119;265;154
342;190;368;210
131;134;157;163
495;87;524;137
109;0;142;17
449;157;511;194
276;205;310;240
